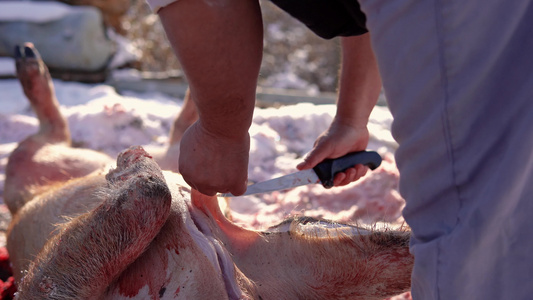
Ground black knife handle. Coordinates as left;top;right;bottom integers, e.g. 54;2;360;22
312;150;382;189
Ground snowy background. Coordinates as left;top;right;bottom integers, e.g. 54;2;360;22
0;72;404;229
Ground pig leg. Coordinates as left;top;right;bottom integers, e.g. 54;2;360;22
154;88;198;172
15;146;171;300
15;43;69;144
168;88;199;146
5;44;112;214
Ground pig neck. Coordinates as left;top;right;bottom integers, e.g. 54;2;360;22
189;191;261;298
27;86;71;144
192;192;413;299
190;190;261;252
189;193;310;298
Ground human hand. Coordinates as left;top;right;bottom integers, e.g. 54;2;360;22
178;121;250;196
296;119;370;187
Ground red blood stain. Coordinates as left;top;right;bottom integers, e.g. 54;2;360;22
167;244;180;256
117;243;170;298
116;219;195;298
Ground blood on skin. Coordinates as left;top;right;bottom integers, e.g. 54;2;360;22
117;250;169;298
115;207;212;299
116;230;172;298
173;247;180;256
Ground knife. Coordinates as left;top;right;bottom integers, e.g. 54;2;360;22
219;150;382;197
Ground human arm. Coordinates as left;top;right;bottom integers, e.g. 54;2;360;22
297;33;382;186
158;0;263;196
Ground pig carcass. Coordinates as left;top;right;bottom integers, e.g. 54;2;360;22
5;43;413;299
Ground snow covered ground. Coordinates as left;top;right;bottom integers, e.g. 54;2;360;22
0;64;411;300
0;70;404;228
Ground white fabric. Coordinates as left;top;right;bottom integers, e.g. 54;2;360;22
359;0;533;298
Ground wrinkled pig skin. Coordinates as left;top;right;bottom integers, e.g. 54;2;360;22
5;44;414;299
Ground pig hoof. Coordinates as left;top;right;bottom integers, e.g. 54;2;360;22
15;43;46;78
15;43;54;106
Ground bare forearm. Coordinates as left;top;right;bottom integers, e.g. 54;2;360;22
296;33;381;183
336;33;382;129
159;0;263;139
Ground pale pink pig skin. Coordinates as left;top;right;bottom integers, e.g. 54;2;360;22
0;54;411;298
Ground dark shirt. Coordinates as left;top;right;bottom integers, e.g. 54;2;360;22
269;0;367;39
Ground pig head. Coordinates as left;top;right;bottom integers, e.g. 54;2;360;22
5;43;413;299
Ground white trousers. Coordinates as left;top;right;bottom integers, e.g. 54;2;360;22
359;0;533;298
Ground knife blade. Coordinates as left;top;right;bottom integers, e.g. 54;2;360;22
219;150;382;197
